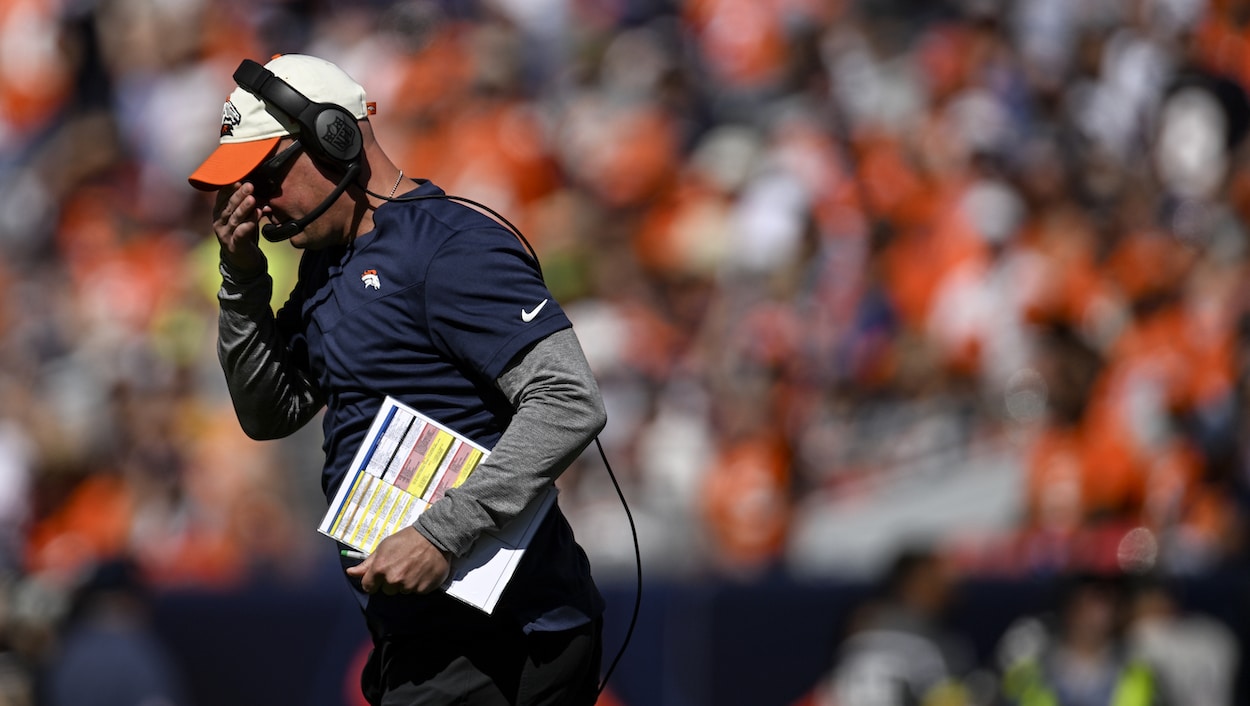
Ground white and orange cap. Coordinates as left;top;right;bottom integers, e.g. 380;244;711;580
187;54;375;191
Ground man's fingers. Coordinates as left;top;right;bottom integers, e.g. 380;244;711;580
212;184;267;274
342;533;449;596
344;559;411;595
212;184;259;232
213;187;232;214
345;557;376;593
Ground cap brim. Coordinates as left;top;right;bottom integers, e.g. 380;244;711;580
187;137;281;191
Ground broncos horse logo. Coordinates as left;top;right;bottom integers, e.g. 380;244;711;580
361;269;381;290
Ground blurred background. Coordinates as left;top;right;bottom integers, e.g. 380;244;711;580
1;0;1249;704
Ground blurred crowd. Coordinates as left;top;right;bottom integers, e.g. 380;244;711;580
795;546;1243;706
2;0;1250;702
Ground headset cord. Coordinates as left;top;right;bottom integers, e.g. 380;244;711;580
367;186;643;696
594;435;641;697
363;188;542;279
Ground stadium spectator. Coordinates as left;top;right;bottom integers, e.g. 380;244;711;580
1126;578;1240;706
997;573;1160;706
794;546;978;706
37;556;189;706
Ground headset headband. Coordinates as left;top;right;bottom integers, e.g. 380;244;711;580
233;58;363;168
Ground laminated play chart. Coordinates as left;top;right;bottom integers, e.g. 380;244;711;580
319;396;554;613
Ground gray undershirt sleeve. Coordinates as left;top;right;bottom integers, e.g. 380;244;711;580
217;260;324;440
413;327;607;557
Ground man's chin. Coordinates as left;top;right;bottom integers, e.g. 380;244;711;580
287;231;329;250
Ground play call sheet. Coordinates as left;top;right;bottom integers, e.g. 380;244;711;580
319;396;555;614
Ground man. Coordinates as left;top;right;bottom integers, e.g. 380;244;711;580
187;53;607;705
999;574;1159;706
42;558;190;706
794;547;976;706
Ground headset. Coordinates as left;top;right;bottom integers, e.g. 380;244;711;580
233;58;363;242
234;57;642;697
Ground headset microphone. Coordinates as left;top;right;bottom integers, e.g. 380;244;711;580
262;161;361;242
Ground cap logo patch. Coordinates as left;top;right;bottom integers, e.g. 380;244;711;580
361;269;380;290
220;100;242;137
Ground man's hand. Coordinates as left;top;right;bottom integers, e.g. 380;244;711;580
345;527;452;595
213;182;266;274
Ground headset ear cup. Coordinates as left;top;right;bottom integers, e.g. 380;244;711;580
233;59;362;172
307;103;362;167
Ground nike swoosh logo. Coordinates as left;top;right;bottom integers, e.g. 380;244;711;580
521;299;548;323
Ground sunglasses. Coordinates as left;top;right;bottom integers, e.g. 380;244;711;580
246;139;302;200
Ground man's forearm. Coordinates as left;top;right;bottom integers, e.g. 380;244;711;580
415;328;607;557
217;261;323;439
